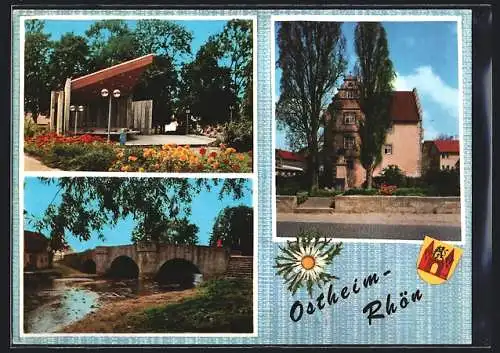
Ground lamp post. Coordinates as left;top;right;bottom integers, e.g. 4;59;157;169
185;108;190;135
69;105;76;135
101;88;121;142
76;105;84;135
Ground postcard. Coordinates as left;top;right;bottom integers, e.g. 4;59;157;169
10;7;485;347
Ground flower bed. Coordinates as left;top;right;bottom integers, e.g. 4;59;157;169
108;144;252;173
24;133;116;171
25;134;252;172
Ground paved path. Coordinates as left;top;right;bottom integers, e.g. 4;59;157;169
24;155;60;172
125;134;215;146
276;212;461;241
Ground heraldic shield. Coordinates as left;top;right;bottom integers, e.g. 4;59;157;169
417;236;463;285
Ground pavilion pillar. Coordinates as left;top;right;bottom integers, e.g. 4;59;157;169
63;78;71;135
56;91;64;135
49;91;56;132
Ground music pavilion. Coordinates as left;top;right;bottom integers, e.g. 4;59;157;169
48;54;156;138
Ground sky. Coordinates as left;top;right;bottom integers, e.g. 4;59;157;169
41;19;228;65
275;21;460;150
23;177;253;252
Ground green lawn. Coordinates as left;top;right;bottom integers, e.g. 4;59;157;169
127;278;253;333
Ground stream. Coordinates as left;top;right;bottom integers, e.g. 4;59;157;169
23;274;203;333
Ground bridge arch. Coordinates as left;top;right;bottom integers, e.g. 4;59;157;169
81;259;96;274
155;258;201;289
107;255;139;279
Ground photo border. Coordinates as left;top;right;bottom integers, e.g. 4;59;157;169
270;14;468;246
14;10;259;343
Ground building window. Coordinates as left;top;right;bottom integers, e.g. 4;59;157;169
345;90;356;99
441;153;449;159
343;112;356;125
344;136;355;149
383;144;393;155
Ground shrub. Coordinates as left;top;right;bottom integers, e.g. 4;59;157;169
24;117;45;138
222;119;253;152
423;168;460;196
43;142;116;171
296;191;309;205
309;188;342;197
342;188;378;196
379;165;406;187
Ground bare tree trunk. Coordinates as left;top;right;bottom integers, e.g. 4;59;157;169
365;165;374;189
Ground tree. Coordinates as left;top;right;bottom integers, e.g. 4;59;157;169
85;20;140;70
211;20;253;119
436;134;456;140
276;22;347;190
210;205;253;255
24;19;52;119
354;22;396;189
179;43;237;126
134;20;193;64
26;178;250;263
48;33;90;90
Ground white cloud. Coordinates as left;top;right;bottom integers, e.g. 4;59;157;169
394;66;459;117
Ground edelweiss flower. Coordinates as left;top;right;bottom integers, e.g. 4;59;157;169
275;230;342;297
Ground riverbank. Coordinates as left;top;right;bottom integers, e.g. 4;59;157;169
61;278;253;333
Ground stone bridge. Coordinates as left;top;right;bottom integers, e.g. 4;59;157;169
61;242;230;279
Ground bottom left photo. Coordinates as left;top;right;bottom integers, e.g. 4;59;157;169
21;176;254;335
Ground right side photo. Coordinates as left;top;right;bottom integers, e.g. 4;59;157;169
274;20;462;241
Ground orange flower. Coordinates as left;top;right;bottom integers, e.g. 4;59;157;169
128;155;138;162
236;153;245;161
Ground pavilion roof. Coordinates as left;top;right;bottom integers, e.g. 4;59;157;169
70;54;154;101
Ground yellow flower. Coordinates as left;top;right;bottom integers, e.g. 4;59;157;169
225;147;237;154
138;167;145;172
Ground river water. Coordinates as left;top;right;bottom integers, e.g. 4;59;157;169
24;274;203;333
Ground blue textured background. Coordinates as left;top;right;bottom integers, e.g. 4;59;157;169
11;9;472;345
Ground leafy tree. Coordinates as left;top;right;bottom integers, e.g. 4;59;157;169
131;217;199;245
276;22;347;190
85;20;140;70
48;33;90;90
26;178;250;263
24;19;52;119
179;43;237;126
379;164;406;187
354;22;396;189
436;134;456;140
210;205;253;255
134;20;193;64
133;55;179;129
211;20;253;118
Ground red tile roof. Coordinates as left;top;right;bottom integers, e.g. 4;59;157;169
24;230;49;253
433;140;460;153
390;91;421;123
276;149;305;162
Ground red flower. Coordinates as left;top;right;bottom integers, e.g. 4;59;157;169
209;151;217;158
199;147;207;156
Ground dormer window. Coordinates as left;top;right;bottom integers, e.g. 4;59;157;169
345;91;355;99
343;112;356;125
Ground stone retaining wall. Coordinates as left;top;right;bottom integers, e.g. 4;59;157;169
334;196;460;214
276;196;297;213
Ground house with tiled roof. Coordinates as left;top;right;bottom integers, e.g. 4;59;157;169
275;149;306;177
325;76;423;189
24;230;50;270
422;139;460;173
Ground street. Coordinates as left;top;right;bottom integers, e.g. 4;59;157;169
277;220;461;241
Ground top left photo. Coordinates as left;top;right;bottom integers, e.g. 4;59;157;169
22;17;254;173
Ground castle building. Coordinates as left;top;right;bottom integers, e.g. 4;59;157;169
325;76;423;190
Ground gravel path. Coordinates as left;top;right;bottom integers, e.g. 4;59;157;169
24;155;60;172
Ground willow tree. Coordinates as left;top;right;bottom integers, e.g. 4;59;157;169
354;22;396;189
25;178;250;264
276;22;346;190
